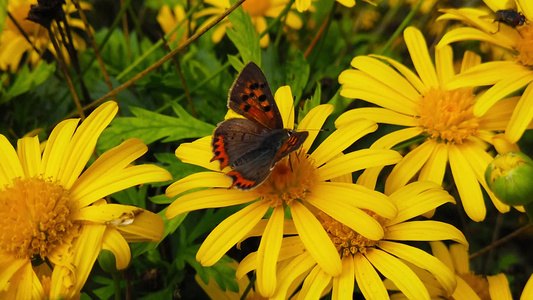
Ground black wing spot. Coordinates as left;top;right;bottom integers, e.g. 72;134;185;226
258;94;267;102
241;94;249;101
243;103;251;112
263;105;271;112
259;83;265;88
250;83;259;90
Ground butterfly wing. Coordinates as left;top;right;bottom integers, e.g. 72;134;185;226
273;130;309;166
228;62;283;130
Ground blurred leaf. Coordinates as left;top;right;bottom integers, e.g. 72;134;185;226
111;185;148;208
153;152;206;190
286;53;309;104
0;62;56;103
187;250;239;293
227;54;244;72
299;82;321;123
226;4;260;68
97;102;215;151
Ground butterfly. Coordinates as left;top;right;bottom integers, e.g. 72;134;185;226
211;62;309;190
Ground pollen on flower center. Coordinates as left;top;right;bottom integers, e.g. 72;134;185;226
242;0;270;17
255;150;317;207
0;177;74;259
458;273;490;300
316;211;383;257
417;87;479;144
514;24;533;66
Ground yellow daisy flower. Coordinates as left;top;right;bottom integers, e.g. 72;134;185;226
438;0;533;144
0;0;89;72
338;26;531;222
237;181;467;299
388;241;516;299
165;85;402;297
296;0;377;13
157;2;194;45
195;0;303;48
0;101;172;299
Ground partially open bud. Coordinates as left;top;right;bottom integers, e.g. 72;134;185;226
485;152;533;206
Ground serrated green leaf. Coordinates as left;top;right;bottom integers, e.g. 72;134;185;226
227;54;244;72
97;102;215;151
286;53;309;104
0;62;56;103
226;4;260;67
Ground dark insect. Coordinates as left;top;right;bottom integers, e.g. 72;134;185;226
492;9;527;36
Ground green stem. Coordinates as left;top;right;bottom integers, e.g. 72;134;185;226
378;0;422;55
112;272;121;300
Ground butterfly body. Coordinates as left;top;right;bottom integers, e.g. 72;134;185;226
211;62;308;190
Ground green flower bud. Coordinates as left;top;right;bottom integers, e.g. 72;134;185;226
98;250;119;273
485;152;533;206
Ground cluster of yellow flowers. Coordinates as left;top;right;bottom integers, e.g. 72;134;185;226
2;0;533;299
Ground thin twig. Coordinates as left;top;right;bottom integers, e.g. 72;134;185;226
161;35;197;117
470;223;533;259
120;0;132;60
64;0;247;118
72;0;115;98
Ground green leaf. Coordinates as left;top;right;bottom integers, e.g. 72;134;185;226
153;152;206;190
188;251;239;293
299;81;321;123
286;53;309;105
226;4;260;67
111;185;148;208
97;102;215;151
0;62;56;103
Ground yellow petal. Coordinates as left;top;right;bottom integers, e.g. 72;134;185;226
102;228;131;270
298;104;334;152
435;45;455;86
335;107;418;128
379;240;457;296
2;261;37;300
438;27;514;51
404;27;438;89
385;141;436;195
350;56;421;102
474;72;533;117
299;265;332;299
389;183;455;225
354;253;389;300
17;136;42;178
272;252;316;300
290;201;342;276
50;224;106;299
316;182;398;220
487;274;511;299
197;201;270;266
366;248;430;300
447;61;528;90
42;119;79;181
339;70;418;115
429;241;455;271
449;244;470;274
460;50;481;72
0;135;24;186
311;119;377;166
386;220;469;247
522;1;533;20
418;141;448;184
306;186;385;240
370;54;427;95
506;83;533;143
449;144;486;221
481;97;519;131
256;206;284;297
166;188;258;219
175;136;220;171
451;275;481;299
274;86;294;129
58;101;118;189
318;149;402;182
165;171;231;197
520;274;533;300
332;256;355;300
296;0;311;12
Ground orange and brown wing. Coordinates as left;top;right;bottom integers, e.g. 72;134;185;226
228;62;283;130
273;130;309;166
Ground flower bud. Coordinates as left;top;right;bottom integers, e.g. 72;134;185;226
485;152;533;206
98;250;119;273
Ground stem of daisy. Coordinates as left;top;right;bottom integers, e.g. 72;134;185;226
378;0;423;55
112;272;122;300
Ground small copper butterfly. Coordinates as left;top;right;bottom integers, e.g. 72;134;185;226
211;62;309;190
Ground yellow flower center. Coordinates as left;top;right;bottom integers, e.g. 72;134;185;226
457;273;490;300
242;0;270;17
316;211;384;257
515;24;533;66
255;150;317;207
417;87;479;144
0;177;75;259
